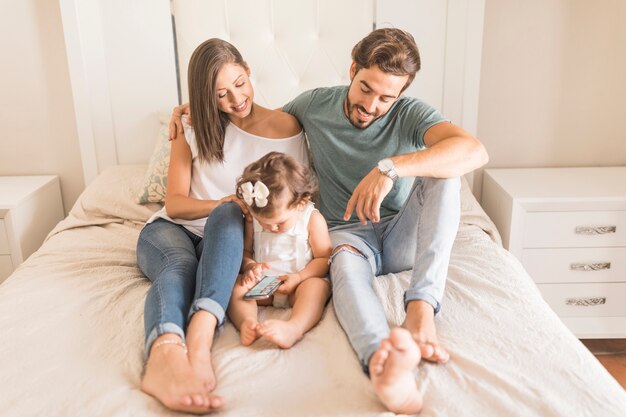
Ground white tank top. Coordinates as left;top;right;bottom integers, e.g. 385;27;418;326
146;116;309;237
253;201;316;276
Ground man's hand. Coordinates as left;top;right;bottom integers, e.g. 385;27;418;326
275;273;302;295
168;103;190;141
343;168;394;224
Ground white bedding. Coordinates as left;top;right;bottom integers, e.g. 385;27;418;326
0;165;624;417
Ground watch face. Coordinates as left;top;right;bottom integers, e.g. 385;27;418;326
379;159;393;171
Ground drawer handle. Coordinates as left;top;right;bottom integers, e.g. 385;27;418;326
570;262;611;271
565;297;606;307
574;226;616;235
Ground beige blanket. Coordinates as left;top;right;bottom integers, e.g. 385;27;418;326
0;165;624;417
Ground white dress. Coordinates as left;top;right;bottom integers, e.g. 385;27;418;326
253;201;316;307
146;116;308;237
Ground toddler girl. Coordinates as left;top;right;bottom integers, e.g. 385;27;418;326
228;152;332;348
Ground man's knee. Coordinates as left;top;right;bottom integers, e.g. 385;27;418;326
331;244;364;258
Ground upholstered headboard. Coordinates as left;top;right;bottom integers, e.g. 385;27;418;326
59;0;485;184
172;0;372;108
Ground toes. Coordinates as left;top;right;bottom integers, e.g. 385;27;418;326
180;395;193;407
420;343;449;363
370;344;390;375
420;343;435;359
209;395;224;409
389;328;413;350
434;346;450;363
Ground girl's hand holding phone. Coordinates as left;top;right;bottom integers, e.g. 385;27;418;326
275;273;302;295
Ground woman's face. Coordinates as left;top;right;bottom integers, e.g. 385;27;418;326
215;62;254;119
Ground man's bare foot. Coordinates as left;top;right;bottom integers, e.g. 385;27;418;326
257;319;304;349
141;340;223;413
186;311;218;392
239;318;260;346
369;328;423;414
402;300;450;364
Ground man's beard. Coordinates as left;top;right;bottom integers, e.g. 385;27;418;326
344;94;378;129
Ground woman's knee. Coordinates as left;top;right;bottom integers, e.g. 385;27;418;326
205;202;244;235
137;236;198;281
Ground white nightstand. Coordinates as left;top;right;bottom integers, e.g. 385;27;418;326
0;176;64;284
481;167;626;338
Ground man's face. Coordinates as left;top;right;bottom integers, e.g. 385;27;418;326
344;63;409;129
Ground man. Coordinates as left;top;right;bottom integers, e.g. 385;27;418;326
171;28;488;414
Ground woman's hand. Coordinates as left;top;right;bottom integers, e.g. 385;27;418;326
275;273;302;295
242;262;269;288
168;103;191;140
216;194;249;217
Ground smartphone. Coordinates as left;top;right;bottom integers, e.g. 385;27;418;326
243;275;282;300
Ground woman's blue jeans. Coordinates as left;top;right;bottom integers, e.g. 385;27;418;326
136;203;244;354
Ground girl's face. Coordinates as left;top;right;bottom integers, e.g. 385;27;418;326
251;197;306;234
215;62;254;119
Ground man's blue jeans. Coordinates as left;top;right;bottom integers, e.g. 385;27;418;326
136;202;244;354
329;177;460;372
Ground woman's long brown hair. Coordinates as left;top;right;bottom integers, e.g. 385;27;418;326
188;38;248;163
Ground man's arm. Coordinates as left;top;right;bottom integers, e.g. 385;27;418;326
344;121;488;224
393;121;488;179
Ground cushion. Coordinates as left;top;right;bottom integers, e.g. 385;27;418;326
136;115;171;204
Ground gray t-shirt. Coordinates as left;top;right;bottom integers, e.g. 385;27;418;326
283;85;446;228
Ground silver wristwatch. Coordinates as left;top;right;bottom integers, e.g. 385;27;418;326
377;158;399;182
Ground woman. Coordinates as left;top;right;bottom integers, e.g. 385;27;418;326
136;38;308;413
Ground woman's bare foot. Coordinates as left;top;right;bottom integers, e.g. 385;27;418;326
257;319;304;348
141;340;223;413
369;328;423;414
186;311;219;393
240;318;260;346
402;300;450;364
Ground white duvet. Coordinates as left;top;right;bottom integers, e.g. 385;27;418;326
0;165;624;417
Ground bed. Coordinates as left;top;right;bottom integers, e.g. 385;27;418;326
2;1;625;416
1;165;624;417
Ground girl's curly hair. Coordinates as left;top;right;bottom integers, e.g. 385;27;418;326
236;152;317;216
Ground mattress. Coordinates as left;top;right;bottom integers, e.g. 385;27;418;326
0;165;624;417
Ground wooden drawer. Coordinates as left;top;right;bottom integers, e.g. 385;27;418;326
523;247;626;284
0;220;9;254
536;282;626;318
0;254;13;283
522;210;626;248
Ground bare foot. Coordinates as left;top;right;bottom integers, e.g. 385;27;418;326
141;342;223;413
402;300;449;364
257;319;304;349
240;318;260;346
369;328;423;414
186;311;219;393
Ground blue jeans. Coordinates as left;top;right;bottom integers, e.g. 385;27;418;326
136;203;244;354
329;177;460;372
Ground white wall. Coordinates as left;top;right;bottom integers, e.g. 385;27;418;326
0;0;83;213
476;0;626;194
1;1;624;211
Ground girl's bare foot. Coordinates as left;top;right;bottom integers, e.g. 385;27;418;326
369;328;423;414
257;319;304;348
141;341;223;413
240;318;260;346
402;300;449;363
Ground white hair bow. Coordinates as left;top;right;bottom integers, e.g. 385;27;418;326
239;181;270;208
